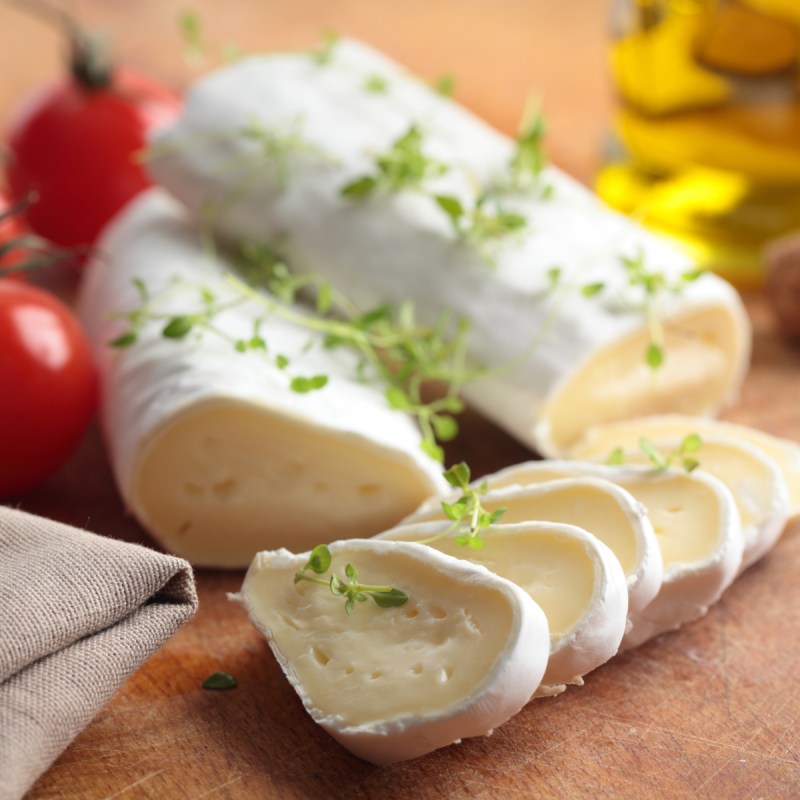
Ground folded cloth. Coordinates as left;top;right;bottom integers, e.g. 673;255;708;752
0;506;198;800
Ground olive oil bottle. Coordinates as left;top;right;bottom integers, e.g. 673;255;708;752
598;0;800;286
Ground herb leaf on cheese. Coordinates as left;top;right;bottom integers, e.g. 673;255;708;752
607;434;703;472
294;544;409;614
420;462;506;549
507;101;552;198
621;250;708;371
340;124;448;197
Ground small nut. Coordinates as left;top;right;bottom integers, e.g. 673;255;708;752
765;233;800;338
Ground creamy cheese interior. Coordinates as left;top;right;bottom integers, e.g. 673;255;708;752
411;482;638;575
244;548;515;726
540;306;743;454
610;441;776;549
382;527;596;640
486;468;723;568
133;400;437;567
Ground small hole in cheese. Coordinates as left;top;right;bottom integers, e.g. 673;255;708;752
667;506;684;514
344;665;355;675
357;484;382;495
430;606;448;620
311;646;330;667
183;482;203;496
410;663;423;675
370;669;384;680
404;608;420;619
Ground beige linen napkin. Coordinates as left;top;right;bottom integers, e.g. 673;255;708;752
0;506;198;800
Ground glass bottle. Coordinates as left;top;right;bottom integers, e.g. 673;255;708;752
598;0;800;287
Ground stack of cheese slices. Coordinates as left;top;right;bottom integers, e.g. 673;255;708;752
76;37;799;766
241;414;798;765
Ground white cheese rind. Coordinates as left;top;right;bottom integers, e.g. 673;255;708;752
375;520;628;693
78;190;445;567
473;460;743;648
402;477;661;624
571;413;800;518
148;38;751;455
239;539;550;765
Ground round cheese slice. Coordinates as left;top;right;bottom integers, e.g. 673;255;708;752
570;434;791;572
570;413;800;517
78;190;445;567
477;460;743;648
401;477;661;626
376;520;628;694
237;539;550;765
149;37;750;456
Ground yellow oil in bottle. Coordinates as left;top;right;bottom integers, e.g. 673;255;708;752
597;0;800;287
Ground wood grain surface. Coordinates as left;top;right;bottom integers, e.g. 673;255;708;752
2;1;800;798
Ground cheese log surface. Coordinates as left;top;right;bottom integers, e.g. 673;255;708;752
376;520;628;693
78;190;445;567
149;38;751;455
477;461;743;648
402;476;661;625
571;414;800;518
238;539;550;765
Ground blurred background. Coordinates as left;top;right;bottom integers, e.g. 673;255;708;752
0;0;614;187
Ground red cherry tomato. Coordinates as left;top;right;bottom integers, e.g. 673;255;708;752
6;67;180;249
0;191;29;280
0;281;98;496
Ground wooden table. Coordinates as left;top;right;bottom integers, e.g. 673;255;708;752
3;1;800;797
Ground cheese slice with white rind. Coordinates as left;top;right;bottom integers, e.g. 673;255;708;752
238;539;550;765
571;434;790;572
401;477;661;625
469;461;743;648
78;190;445;567
570;414;800;517
376;520;628;694
149;37;750;456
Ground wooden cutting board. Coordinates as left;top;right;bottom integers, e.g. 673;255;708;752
3;1;800;797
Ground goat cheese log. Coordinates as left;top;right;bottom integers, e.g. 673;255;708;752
78;190;445;567
149;38;751;455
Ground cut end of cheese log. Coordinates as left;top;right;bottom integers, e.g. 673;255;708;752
376;520;628;693
239;539;550;765
478;460;743;648
403;477;661;623
78;190;446;568
133;398;445;568
534;303;749;456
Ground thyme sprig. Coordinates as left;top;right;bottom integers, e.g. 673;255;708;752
294;544;408;614
607;433;702;472
419;462;506;550
506;101;552;199
620;250;705;370
110;246;481;461
341;124;448;198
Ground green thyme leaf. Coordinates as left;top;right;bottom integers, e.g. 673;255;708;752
202;671;237;690
290;374;329;393
606;447;626;466
581;282;605;297
371;587;409;608
162;316;194;339
364;74;389;93
645;342;664;369
110;331;137;348
433;73;456;97
640;437;668;470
